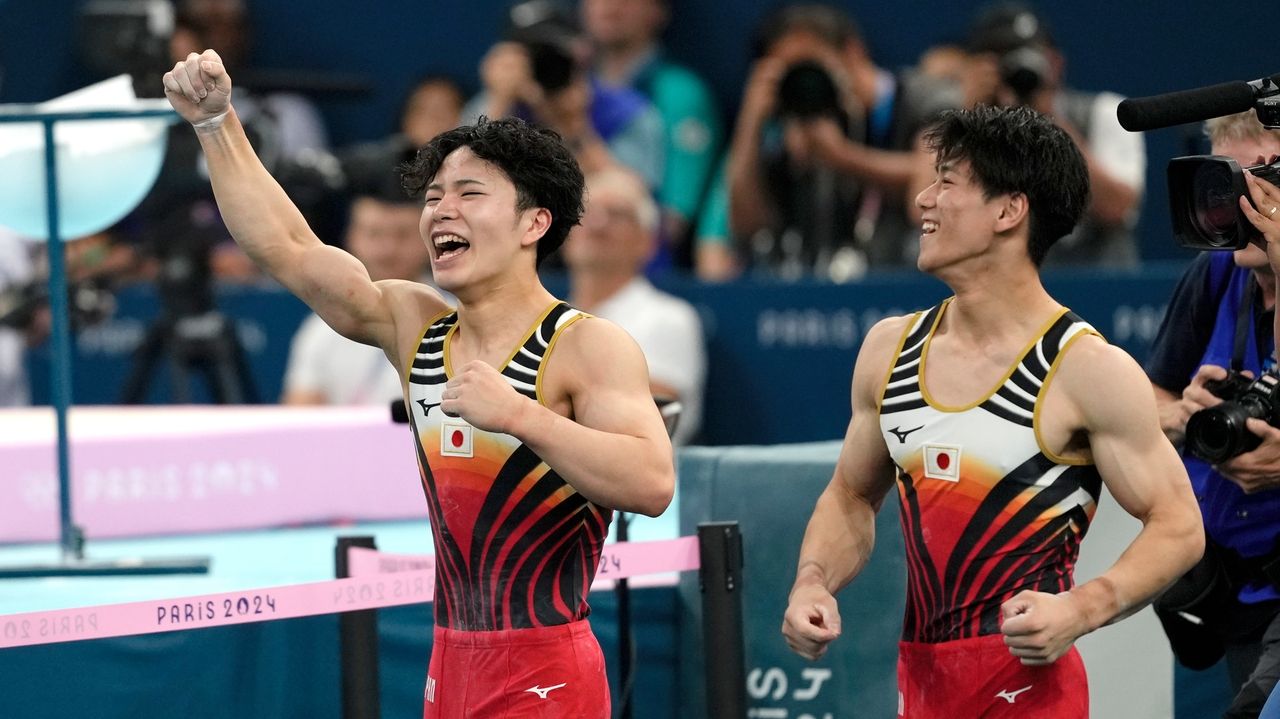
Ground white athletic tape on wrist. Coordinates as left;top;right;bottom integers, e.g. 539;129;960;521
192;111;228;130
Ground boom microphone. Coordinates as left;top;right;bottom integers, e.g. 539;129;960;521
1116;74;1280;132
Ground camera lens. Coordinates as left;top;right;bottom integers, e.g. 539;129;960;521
1186;403;1263;463
1190;161;1240;248
999;46;1049;102
777;62;841;119
527;41;576;93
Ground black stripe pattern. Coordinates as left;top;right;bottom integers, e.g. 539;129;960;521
406;303;611;631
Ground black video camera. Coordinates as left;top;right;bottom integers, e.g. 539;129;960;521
1185;369;1280;462
1168;155;1280;250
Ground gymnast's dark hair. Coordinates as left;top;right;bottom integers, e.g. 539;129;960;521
923;105;1089;266
400;116;585;266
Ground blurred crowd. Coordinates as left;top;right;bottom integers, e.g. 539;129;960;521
0;0;1148;433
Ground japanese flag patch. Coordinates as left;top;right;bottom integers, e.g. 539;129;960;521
923;444;962;482
441;419;474;458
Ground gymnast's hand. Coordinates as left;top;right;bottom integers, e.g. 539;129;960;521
782;582;842;661
1000;590;1089;665
161;49;232;128
441;360;535;435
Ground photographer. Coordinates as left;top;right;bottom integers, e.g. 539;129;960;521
726;3;958;279
463;1;664;192
1146;111;1280;718
583;0;724;259
961;2;1145;267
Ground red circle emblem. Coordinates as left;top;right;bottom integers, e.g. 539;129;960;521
936;452;951;470
451;430;464;448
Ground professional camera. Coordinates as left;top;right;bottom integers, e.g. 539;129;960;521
506;0;580;94
967;3;1054;105
777;61;843;120
1185;369;1280;462
998;45;1052;104
1167;155;1280;250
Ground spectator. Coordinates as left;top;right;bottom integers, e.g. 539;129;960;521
690;155;738;281
962;2;1145;267
582;0;723;256
462;0;666;192
171;0;330;159
111;0;340;284
727;2;958;280
341;74;465;200
563;167;705;443
282;188;434;406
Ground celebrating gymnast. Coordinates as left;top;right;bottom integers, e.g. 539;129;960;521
163;49;673;719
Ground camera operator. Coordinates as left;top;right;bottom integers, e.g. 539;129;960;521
961;2;1145;267
463;1;664;193
726;3;958;279
1146;110;1280;718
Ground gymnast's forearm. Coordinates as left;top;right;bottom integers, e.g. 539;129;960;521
193;107;325;287
792;480;878;596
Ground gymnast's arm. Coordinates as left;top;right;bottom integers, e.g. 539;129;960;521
161;49;446;358
476;317;675;517
782;317;903;660
1001;339;1205;665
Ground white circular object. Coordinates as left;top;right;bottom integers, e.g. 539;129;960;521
0;78;172;241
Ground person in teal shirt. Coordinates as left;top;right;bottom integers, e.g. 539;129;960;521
583;0;724;262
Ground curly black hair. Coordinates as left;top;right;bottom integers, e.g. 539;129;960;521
923;105;1089;266
400;116;585;266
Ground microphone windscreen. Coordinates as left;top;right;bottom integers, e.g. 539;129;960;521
390;399;409;424
1117;81;1256;132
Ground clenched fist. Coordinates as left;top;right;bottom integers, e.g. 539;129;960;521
162;49;232;128
441;360;536;435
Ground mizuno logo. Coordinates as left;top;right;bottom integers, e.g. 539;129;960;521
417;399;441;416
995;685;1032;704
888;425;924;444
424;675;437;703
524;683;566;700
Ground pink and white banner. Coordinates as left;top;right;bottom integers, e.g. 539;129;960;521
0;537;701;649
0;406;426;543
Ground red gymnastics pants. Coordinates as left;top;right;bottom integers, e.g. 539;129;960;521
897;634;1089;718
423;620;610;719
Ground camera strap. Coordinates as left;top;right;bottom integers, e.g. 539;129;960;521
1230;273;1257;372
1215;532;1280;595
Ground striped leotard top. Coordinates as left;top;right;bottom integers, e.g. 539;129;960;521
878;300;1104;643
405;301;612;631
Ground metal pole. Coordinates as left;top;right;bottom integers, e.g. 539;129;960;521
41;118;80;562
336;536;380;719
0;106;209;578
615;513;633;719
698;521;746;719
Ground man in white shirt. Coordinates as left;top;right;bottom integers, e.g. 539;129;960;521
563;167;705;443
